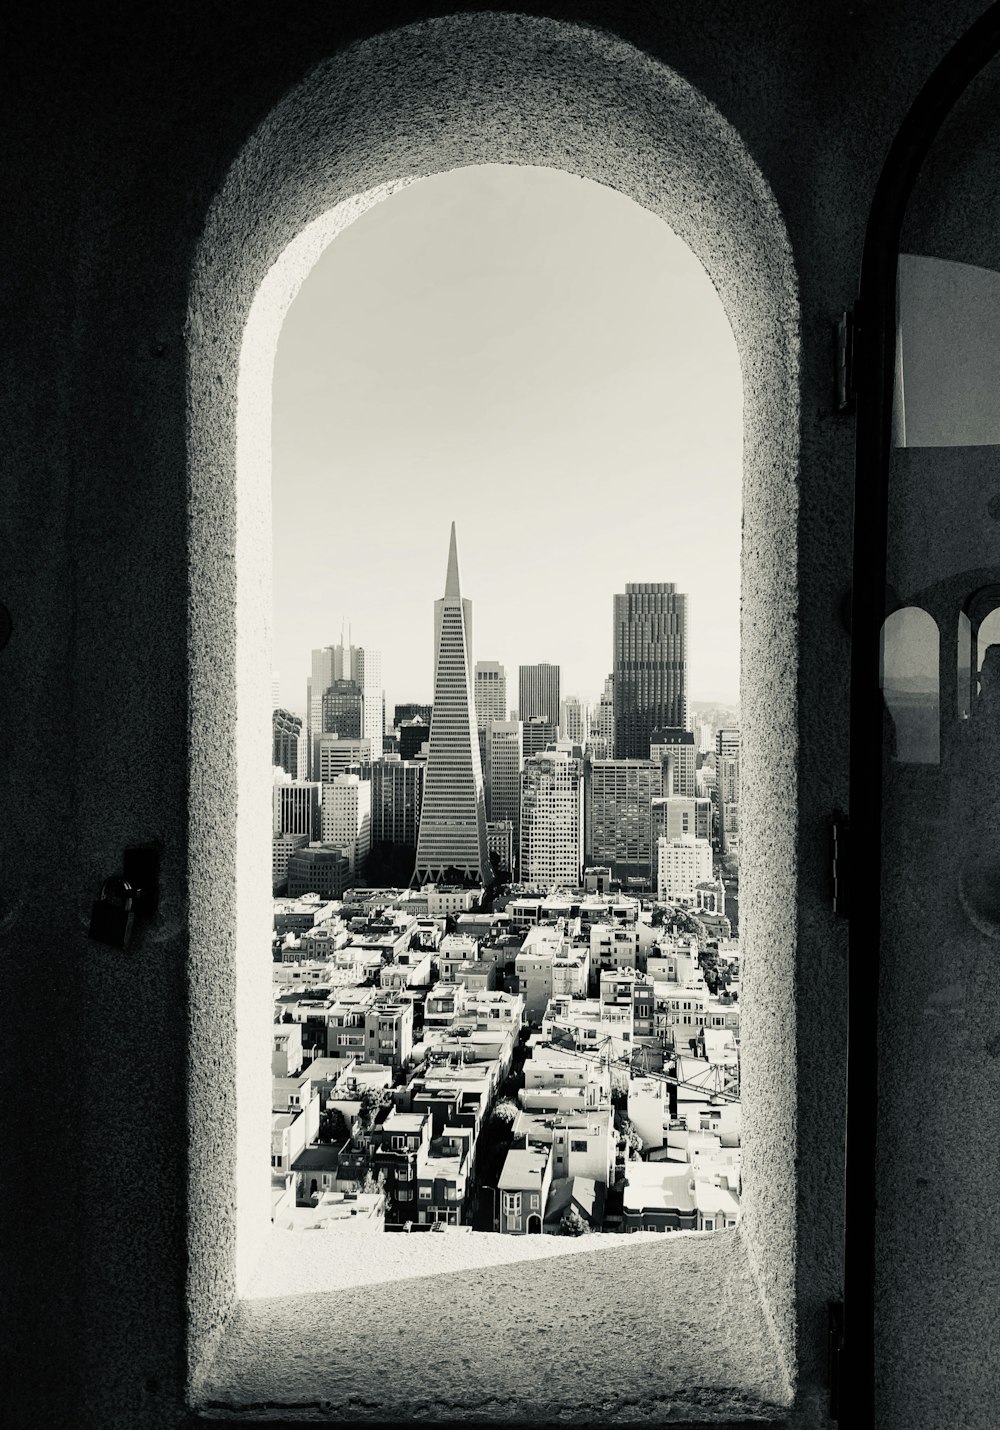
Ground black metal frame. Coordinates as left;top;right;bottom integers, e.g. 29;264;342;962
845;5;1000;1423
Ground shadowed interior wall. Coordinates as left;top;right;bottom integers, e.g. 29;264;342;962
1;4;997;1429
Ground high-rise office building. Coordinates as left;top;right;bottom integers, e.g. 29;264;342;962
316;735;371;784
272;708;307;780
398;718;431;762
413;524;491;885
393;702;433;727
518;663;561;729
561;695;588;747
521;716;559;759
307;640;384;776
321;773;372;876
271;672;281;710
613;583;687;758
322;678;363;738
520;747;584;887
650;727;697;797
715;726;741;853
474;661;507;728
590;759;663;886
272;777;321;839
594;674;615;743
485;718;523;851
370;758;424;848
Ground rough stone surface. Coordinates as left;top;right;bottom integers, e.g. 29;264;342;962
2;4;997;1430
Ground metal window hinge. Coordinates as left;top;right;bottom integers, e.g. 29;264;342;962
835;308;856;413
828;1301;845;1419
832;811;850;918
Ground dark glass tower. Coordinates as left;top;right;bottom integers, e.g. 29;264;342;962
613;582;687;759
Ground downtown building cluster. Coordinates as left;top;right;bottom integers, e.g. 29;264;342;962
268;523;743;1238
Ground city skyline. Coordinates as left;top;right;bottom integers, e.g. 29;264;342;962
272;164;742;716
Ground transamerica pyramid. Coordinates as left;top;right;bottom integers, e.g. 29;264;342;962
413;523;491;886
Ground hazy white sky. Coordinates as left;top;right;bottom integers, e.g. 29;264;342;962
272;165;742;718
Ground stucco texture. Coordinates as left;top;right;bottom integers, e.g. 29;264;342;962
1;4;998;1430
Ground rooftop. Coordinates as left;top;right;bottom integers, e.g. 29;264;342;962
498;1146;552;1189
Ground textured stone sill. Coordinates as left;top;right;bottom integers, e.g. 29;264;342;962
192;1225;792;1424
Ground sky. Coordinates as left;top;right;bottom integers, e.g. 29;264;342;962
271;164;743;719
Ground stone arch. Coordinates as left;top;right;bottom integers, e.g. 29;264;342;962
185;10;800;1387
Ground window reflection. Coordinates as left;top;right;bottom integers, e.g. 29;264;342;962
880;606;940;764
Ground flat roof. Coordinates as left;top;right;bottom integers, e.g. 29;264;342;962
498;1146;551;1188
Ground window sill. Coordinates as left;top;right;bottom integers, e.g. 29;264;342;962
192;1224;791;1423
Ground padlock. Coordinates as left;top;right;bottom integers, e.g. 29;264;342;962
89;876;136;949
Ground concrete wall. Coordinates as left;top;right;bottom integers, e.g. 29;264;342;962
1;3;997;1428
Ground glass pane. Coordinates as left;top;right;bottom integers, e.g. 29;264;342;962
878;45;1000;1428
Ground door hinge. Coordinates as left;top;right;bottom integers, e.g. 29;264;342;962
828;1301;845;1419
835;308;856;413
832;811;851;918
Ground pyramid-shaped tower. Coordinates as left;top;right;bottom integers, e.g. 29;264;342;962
413;524;491;886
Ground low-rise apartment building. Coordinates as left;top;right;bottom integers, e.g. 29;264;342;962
497;1145;553;1234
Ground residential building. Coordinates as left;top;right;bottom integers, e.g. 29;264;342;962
651;794;712;844
520;747;584;886
657;834;714;905
320;773;372;876
272;894;342;936
426;884;482;917
272;1023;303;1078
518;663;560;729
590;924;640;985
590;759;663;885
515;1106;616;1187
627;1076;672;1151
370;1110;432;1220
413;524;491;885
650;728;697;798
622;1160;739;1233
497;1146;553;1234
285;845;351;899
613;582;687;759
522;1043;611;1111
552;946;590;998
515;946;555;1023
474;661;507;727
412;1131;472;1226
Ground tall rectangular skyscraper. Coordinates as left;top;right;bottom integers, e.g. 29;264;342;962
414;525;491;886
613;583;687;759
518;663;561;729
474;661;507;728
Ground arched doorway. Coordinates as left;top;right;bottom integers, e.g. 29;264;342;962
527;1214;542;1235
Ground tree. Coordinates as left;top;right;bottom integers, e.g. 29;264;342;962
616;1114;644;1158
560;1206;589;1237
360;1168;386;1195
490;1098;518;1131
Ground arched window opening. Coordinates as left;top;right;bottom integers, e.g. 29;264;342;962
186;14;801;1412
880;606;940;764
269;164;743;1239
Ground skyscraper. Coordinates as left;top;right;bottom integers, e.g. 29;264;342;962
322;679;363;738
307;639;384;775
485;718;523;851
613;583;687;759
590;758;663;885
518;663;561;729
650;727;697;797
413;524;491;885
272;708;307;780
474;661;507;728
561;695;588;747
